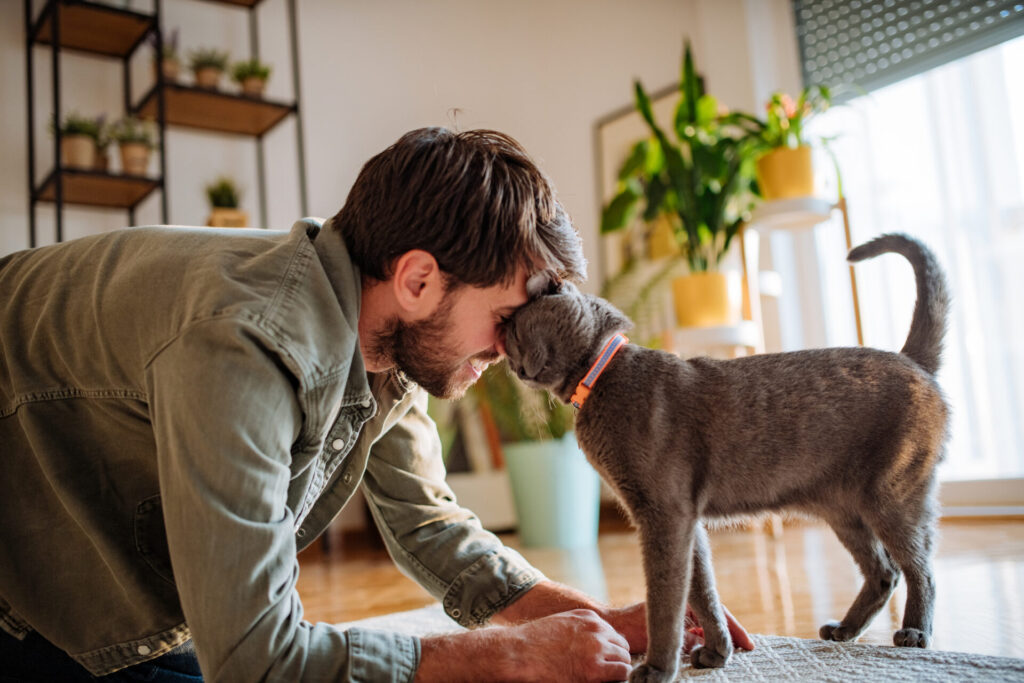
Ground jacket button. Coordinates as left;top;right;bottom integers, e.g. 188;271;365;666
331;438;344;451
137;645;151;655
342;471;352;484
450;608;461;618
296;528;307;538
360;398;371;408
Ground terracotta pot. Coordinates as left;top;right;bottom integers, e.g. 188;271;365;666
671;271;741;328
60;135;96;170
207;207;249;228
158;58;180;83
194;66;222;89
240;76;266;97
119;142;150;176
755;145;815;200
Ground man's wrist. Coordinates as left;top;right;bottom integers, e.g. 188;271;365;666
491;579;605;625
415;628;526;683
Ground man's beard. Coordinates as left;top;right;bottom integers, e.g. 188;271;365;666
368;291;498;399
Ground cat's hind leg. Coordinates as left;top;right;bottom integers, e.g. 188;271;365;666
818;511;901;642
629;510;697;683
862;482;938;648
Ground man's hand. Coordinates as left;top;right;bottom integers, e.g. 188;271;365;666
601;602;755;654
416;609;631;683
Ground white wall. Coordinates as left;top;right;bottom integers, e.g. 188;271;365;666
2;0;803;291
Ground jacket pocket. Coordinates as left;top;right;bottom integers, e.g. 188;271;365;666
134;495;176;586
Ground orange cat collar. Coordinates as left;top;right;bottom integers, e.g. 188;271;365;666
570;333;629;410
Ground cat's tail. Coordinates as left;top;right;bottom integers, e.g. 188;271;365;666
847;233;950;376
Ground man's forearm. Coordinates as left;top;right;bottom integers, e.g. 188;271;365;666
492;579;605;624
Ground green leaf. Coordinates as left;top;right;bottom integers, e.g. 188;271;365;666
618;140;648;181
601;184;641;234
696;94;718;126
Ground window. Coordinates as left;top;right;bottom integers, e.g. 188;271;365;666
806;34;1024;481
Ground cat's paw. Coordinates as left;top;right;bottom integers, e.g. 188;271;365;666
819;620;858;642
690;644;729;669
894;627;929;648
629;662;675;683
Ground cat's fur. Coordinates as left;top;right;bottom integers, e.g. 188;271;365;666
503;234;950;682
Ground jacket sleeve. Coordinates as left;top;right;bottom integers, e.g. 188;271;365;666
360;387;545;628
146;317;418;682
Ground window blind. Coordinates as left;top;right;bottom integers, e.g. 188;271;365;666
792;0;1024;101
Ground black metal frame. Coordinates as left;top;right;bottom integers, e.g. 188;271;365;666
25;0;167;246
24;0;308;246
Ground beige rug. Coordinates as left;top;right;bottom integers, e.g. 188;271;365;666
338;604;1024;681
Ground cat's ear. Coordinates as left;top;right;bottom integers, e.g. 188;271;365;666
590;296;634;336
526;271;559;298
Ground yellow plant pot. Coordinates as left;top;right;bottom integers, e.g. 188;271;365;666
194;67;222;89
755;145;814;200
207;208;249;228
61;135;96;170
119;143;150;176
671;271;741;328
240;76;266;97
647;214;679;260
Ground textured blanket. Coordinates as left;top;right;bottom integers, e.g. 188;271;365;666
338;603;1024;682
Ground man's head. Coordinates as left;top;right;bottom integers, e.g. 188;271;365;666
332;127;587;398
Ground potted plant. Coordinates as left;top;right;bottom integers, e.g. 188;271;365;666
205;176;248;227
231;58;272;97
94;115;111;172
754;86;832;200
188;47;229;89
473;362;600;548
149;28;180;83
50;111;101;170
109;116;155;176
601;42;760;328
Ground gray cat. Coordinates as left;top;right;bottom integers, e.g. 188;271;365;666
503;234;950;682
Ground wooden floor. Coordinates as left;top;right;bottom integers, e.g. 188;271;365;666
296;516;1024;659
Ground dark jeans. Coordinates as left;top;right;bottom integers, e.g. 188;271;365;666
0;629;202;682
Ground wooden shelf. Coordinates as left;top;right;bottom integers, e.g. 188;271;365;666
197;0;264;6
134;83;296;137
36;169;160;209
34;1;154;58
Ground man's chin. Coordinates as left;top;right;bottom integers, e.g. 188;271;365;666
398;365;479;400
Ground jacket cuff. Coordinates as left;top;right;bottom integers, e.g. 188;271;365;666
441;548;546;628
347;627;420;683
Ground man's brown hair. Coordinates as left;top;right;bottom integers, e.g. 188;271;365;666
329;127;586;289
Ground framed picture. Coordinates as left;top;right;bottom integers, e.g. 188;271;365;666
593;82;679;282
593;83;683;345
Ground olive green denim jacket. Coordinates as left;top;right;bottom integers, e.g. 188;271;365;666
0;219;542;680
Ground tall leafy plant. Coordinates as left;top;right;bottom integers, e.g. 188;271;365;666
601;42;760;273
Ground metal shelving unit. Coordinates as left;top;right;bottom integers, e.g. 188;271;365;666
24;0;308;246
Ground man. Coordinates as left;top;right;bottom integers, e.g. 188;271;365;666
0;128;750;681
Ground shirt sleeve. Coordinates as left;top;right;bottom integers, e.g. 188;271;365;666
146;317;419;682
361;387;545;628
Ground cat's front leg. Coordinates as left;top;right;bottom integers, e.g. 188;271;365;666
685;523;733;668
629;510;697;683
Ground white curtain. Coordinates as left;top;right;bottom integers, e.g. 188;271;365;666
800;34;1024;481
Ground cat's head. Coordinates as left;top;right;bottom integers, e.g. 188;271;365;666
503;273;632;401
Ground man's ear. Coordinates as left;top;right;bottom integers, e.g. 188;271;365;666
391;250;444;318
